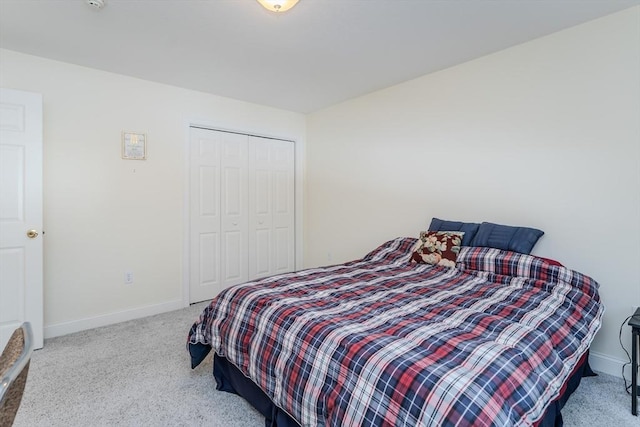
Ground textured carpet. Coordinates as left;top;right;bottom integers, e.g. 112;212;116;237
12;302;639;426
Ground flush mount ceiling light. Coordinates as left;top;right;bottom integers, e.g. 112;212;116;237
256;0;299;13
86;0;105;10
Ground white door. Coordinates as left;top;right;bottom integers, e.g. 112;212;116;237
189;128;293;302
0;88;43;350
219;133;248;289
270;139;295;275
248;137;295;279
190;127;222;303
248;139;272;279
189;128;248;303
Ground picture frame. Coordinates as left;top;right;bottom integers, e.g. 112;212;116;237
122;131;147;160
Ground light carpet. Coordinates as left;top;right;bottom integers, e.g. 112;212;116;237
12;302;639;426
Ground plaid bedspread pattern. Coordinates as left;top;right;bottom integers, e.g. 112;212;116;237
188;237;603;427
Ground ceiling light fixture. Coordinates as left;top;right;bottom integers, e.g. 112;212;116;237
86;0;105;10
256;0;299;13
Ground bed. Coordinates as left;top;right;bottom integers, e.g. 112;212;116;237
188;234;603;426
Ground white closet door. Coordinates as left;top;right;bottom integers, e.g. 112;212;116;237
248;140;272;279
189;128;222;303
190;128;249;303
220;133;248;289
248;137;295;279
271;139;295;274
190;128;292;303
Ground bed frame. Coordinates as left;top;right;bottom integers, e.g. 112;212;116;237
201;348;595;427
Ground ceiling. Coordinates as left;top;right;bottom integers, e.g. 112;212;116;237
0;0;638;113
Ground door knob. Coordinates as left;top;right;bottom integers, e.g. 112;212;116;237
27;229;39;239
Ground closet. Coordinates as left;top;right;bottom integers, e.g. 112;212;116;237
189;127;295;303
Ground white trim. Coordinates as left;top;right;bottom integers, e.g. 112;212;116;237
182;120;192;308
43;299;183;339
589;350;628;378
294;129;304;271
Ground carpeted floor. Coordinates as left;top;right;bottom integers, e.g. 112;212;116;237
12;302;639;426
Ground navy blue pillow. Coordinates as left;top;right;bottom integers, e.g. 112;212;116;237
470;222;544;254
428;218;480;246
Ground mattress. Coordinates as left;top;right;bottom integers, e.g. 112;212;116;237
189;237;603;426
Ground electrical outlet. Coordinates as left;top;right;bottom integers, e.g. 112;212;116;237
124;271;134;285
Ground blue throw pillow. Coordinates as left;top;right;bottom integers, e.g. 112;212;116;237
470;222;544;254
428;218;479;246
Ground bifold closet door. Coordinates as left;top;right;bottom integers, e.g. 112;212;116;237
189;128;248;303
248;136;295;280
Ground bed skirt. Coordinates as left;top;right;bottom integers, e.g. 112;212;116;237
201;347;595;427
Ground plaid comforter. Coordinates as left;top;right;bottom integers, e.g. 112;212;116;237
188;237;603;426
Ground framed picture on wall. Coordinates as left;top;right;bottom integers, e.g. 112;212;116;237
122;131;147;160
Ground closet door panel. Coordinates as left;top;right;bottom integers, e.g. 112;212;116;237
254;229;271;277
191;128;294;302
199;166;218;217
190;128;222;302
271;140;295;274
223;231;243;281
274;227;292;272
252;167;272;278
220;133;248;288
199;233;219;284
249;137;294;279
248;139;272;279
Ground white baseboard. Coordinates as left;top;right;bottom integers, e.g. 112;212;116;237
589;350;629;378
44;299;185;339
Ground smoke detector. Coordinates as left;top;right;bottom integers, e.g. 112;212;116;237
86;0;105;10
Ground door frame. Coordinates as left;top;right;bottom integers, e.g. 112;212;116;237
181;122;304;307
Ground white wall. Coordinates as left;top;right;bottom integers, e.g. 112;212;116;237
306;7;640;377
0;49;306;336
